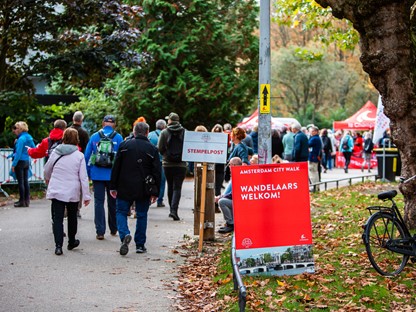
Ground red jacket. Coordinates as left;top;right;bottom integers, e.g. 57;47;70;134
28;128;64;159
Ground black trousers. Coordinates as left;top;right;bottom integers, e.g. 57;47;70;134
163;166;187;212
51;199;79;247
15;160;30;203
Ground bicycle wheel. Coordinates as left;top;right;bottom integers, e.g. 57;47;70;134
364;212;409;276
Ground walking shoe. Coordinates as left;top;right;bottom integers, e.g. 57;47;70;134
218;224;234;234
110;231;118;236
14;201;27;207
120;234;132;256
67;239;80;250
96;234;104;240
136;246;147;253
157;202;165;207
55;246;63;255
169;212;180;221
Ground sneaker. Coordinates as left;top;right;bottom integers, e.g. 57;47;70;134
67;239;80;250
136;246;147;253
120;234;132;256
96;234;104;240
157;202;165;207
55;246;63;255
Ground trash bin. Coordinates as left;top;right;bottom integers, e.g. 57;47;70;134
374;148;400;182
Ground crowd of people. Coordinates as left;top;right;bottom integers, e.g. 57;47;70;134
9;112;386;254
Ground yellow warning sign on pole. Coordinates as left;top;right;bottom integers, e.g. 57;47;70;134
260;84;270;114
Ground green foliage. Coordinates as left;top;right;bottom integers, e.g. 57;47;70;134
0;91;65;146
0;0;141;92
116;0;259;130
272;0;359;50
272;46;377;127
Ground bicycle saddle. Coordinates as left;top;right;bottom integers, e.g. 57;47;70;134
378;190;398;200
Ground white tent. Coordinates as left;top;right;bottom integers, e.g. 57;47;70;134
238;109;299;131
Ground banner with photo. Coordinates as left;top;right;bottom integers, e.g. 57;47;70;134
231;162;315;276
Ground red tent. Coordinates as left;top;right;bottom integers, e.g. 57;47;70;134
333;101;377;131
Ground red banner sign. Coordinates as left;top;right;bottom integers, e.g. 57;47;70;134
231;162;312;250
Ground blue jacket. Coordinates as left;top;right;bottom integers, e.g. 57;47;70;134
228;142;250;165
308;134;322;162
84;126;124;181
292;131;309;162
148;129;163;161
12;132;35;167
340;135;353;152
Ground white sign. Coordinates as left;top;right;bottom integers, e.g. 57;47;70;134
182;131;228;164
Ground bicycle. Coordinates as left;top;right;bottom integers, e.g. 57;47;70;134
362;175;416;276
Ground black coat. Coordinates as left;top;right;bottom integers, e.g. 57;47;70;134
110;135;161;201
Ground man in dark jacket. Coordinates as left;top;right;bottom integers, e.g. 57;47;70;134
157;112;187;221
291;122;309;162
110;122;161;255
70;111;89;153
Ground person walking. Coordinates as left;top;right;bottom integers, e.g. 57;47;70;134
110;122;161;255
70;111;90;153
320;129;333;173
308;126;322;190
28;119;67;162
362;132;374;172
340;130;354;173
282;126;295;161
291;122;309;162
84;115;123;240
11;121;35;207
148;119;167;208
70;111;90;218
157;112;187;221
44;128;91;255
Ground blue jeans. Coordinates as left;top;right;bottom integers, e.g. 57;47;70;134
93;180;117;235
116;198;150;247
158;167;166;205
15;160;30;203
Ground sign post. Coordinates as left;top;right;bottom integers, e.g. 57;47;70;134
182;131;228;251
198;162;208;252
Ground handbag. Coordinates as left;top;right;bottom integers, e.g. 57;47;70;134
133;140;159;197
144;174;159;197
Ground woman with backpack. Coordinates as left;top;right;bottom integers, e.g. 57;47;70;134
361;132;374;172
340;130;354;173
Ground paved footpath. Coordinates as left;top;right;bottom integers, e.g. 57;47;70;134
0;179;201;312
0;167;377;312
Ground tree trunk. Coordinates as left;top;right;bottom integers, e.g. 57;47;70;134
316;0;416;228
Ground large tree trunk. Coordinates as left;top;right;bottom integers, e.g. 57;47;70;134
316;0;416;228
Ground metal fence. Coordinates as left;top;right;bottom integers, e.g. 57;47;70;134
0;148;45;197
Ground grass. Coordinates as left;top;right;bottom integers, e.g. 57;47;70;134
213;181;416;311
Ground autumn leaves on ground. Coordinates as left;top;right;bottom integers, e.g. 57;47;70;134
173;182;416;311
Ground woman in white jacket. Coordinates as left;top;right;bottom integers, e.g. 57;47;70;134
44;128;91;255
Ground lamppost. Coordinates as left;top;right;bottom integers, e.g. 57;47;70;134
258;0;272;164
